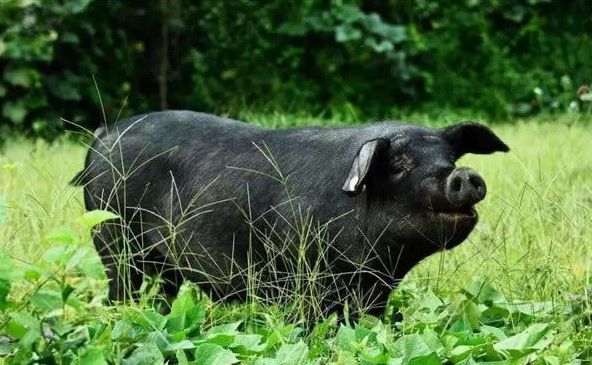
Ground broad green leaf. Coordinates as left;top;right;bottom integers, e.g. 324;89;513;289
334;325;356;353
62;284;75;302
43;227;77;245
23;266;43;280
19;330;42;351
136;309;167;331
441;334;459;349
194;343;239;365
416;289;444;313
80;348;108;365
7;312;41;347
480;306;510;326
449;317;472;334
462;300;483;329
275;341;309;365
355;324;377;344
64;323;90;348
449;345;476;363
177;348;190;365
543;355;560;365
169;304;207;337
169;284;196;316
204;321;242;346
495;323;551;350
205;321;241;336
79;210;119;228
408;352;440;365
358;315;381;330
79;251;106;279
230;333;266;353
284;325;304;343
111;319;146;342
144;331;173;353
166;284;206;336
165;340;195;352
501;300;554;318
482;343;504;361
454;334;488;347
330;351;358;365
465;278;506;305
480;325;507;341
360;345;389;364
392;334;433;360
421;328;444;352
43;244;73;263
494;323;553;358
122;342;164;365
31;290;62;312
67;247;91;269
264;323;303;350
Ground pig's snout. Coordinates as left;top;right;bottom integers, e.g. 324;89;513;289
445;167;486;207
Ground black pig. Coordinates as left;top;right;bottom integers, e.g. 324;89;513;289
72;111;508;315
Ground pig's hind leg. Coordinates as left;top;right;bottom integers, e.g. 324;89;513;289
92;220;147;302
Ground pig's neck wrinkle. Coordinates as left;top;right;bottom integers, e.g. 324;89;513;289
361;200;439;279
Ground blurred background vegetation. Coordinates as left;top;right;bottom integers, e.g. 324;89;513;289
1;0;592;139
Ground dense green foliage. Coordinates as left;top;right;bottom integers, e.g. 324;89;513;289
0;213;588;364
2;0;592;138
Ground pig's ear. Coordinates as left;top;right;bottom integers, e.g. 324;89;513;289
441;122;509;157
342;139;389;196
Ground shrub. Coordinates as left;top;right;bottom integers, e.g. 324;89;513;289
2;0;592;138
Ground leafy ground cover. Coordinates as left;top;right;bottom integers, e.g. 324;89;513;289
0;114;591;364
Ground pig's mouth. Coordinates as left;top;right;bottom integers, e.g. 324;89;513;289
425;206;478;249
428;206;477;223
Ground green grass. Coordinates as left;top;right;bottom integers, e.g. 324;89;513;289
0;115;591;364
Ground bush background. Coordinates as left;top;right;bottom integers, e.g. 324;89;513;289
2;0;592;138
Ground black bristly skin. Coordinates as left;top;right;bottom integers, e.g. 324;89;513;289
73;111;509;317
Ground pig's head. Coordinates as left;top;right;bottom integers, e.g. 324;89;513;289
343;122;509;253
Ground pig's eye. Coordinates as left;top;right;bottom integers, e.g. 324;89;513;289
390;164;405;174
389;163;409;177
389;156;412;177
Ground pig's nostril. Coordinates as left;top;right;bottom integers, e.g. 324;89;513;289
446;168;487;207
468;175;483;190
451;177;462;192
